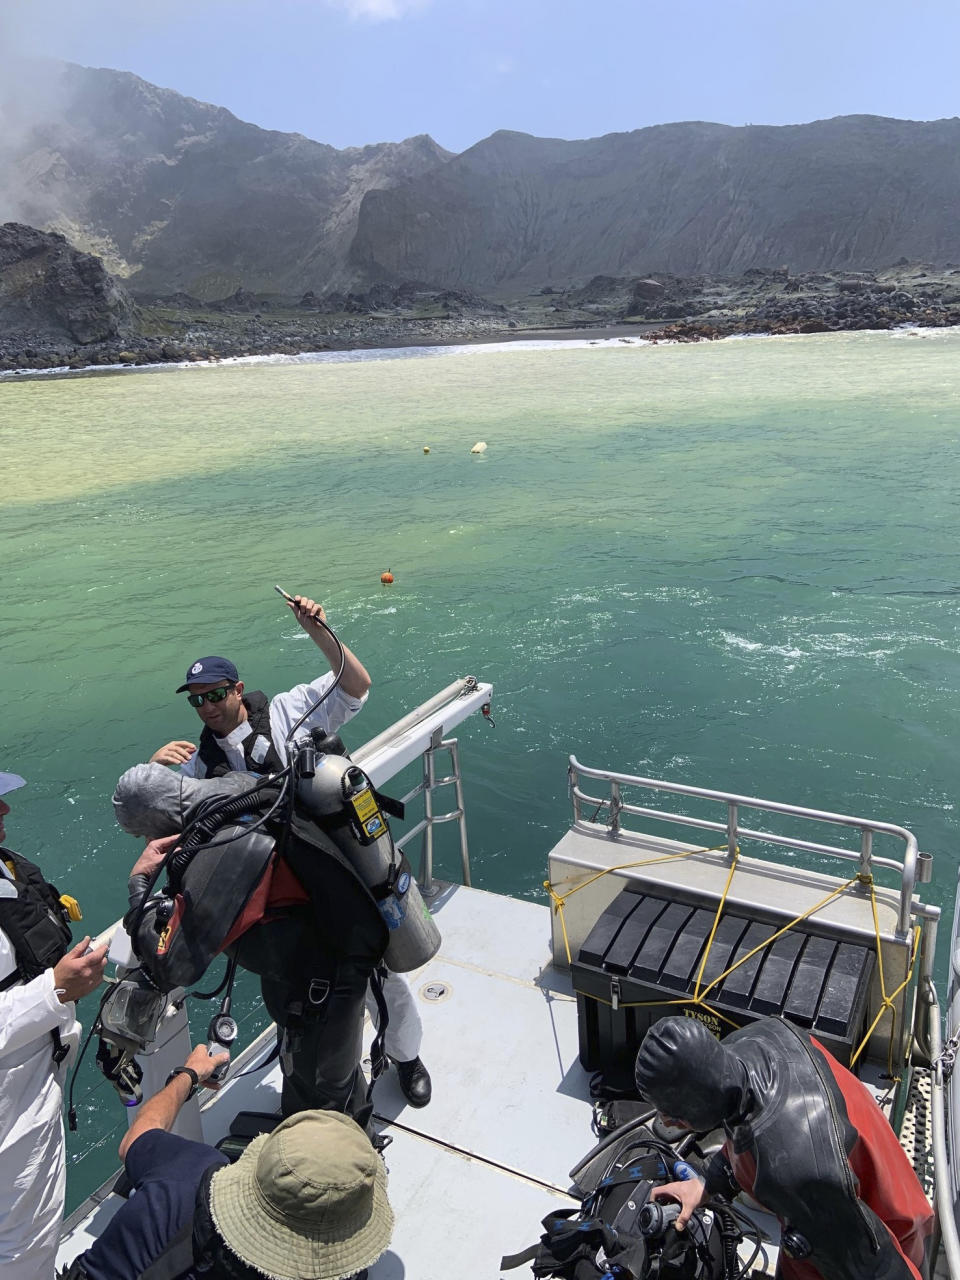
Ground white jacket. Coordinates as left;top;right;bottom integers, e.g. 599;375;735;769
0;929;80;1280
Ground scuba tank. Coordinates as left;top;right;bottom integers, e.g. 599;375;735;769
297;753;441;972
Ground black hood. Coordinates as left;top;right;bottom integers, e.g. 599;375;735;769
634;1016;748;1131
113;763;262;838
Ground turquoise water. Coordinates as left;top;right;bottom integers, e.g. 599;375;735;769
3;328;960;1205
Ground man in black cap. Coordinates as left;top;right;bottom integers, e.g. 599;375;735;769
150;595;371;779
148;591;432;1108
634;1015;932;1280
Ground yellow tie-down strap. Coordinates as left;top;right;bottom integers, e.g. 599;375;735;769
544;850;920;1076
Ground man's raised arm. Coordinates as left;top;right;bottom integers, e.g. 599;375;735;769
287;595;371;699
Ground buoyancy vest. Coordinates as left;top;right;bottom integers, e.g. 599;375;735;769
0;846;73;990
129;801;389;992
196;691;285;778
708;1019;933;1280
501;1122;736;1280
0;846;75;1064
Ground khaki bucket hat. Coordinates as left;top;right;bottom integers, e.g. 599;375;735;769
209;1110;393;1280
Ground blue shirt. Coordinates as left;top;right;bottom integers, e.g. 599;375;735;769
79;1129;228;1280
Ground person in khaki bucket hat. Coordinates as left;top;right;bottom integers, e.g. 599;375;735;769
210;1110;394;1280
59;1043;394;1280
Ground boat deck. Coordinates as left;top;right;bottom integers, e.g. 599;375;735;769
59;876;927;1275
58;885;597;1276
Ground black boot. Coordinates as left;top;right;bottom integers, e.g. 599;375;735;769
394;1056;432;1107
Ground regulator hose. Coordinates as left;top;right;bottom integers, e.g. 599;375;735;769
166;782;281;884
713;1201;741;1280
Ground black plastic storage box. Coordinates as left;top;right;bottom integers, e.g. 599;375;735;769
573;884;875;1090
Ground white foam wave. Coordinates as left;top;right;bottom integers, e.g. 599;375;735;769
722;632;804;659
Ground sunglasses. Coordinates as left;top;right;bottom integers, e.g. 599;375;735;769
186;684;235;707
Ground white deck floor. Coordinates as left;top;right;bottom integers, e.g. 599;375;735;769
59;884;596;1277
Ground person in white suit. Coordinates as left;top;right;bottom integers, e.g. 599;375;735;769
0;771;108;1279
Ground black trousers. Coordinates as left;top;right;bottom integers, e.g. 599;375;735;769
260;959;373;1130
231;833;388;1134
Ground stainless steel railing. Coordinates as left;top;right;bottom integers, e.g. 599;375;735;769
392;729;471;895
353;677;491;894
568;756;933;938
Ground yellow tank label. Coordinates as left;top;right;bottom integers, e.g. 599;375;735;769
351;788;379;823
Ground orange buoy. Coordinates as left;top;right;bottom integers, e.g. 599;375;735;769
380;569;394;585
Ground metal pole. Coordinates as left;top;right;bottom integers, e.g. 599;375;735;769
727;801;738;861
449;738;472;887
353;678;475;765
609;779;621;837
419;731;439;896
929;973;960;1279
859;828;873;879
569;760;581;823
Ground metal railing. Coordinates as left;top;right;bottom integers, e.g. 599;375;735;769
569;756;933;938
394;729;471;895
351;676;491;895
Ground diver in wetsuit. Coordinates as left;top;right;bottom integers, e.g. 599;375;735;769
113;763;388;1129
634;1015;933;1280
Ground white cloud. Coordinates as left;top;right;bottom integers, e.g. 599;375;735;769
331;0;432;19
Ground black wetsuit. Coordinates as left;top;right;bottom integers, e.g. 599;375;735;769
228;813;387;1128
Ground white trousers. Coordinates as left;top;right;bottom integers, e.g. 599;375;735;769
365;969;423;1063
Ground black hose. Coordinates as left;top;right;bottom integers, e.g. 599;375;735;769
711;1202;742;1280
282;616;346;749
67;982;116;1130
569;1109;658;1182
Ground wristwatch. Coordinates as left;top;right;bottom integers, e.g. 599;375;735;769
165;1066;200;1098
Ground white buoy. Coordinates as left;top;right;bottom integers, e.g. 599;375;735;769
470;441;487;454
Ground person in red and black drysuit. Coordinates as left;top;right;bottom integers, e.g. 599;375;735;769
634;1015;933;1280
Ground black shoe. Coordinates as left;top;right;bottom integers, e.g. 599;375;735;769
394;1056;432;1107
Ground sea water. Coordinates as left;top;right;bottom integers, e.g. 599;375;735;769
2;328;960;1205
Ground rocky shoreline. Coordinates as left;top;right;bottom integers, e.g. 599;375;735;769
3;235;960;374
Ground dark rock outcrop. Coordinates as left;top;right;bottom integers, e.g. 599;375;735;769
8;64;960;303
0;221;135;344
0;60;451;300
350;116;960;293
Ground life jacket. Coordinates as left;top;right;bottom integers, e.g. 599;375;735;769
0;847;74;988
713;1019;933;1280
501;1123;737;1280
0;846;75;1062
196;691;284;777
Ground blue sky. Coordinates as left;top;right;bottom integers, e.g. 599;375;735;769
4;0;960;153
